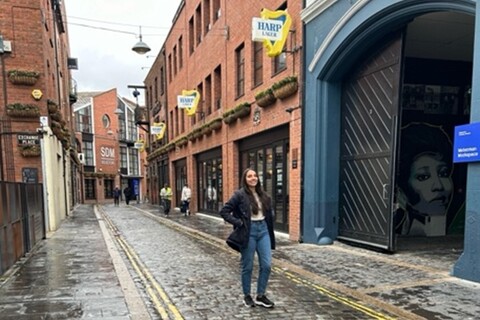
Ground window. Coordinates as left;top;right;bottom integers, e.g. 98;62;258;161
214;65;222;110
160;67;165;95
205;75;212;115
204;0;211;35
104;179;114;198
235;43;245;98
129;148;139;175
85;178;96;200
82;141;94;166
102;114;111;128
127;109;137;141
178;36;183;69
198;156;223;212
253;41;263;87
75;106;92;133
120;146;127;171
189;17;194;54
173;45;178;75
168;54;173;81
195;5;202;46
273;52;287;75
213;0;221;22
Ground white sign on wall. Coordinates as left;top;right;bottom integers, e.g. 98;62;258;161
252;17;283;42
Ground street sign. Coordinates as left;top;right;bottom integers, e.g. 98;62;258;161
453;122;480;163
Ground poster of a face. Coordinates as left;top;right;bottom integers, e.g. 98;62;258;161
395;123;455;236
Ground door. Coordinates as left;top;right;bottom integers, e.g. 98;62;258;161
338;32;404;251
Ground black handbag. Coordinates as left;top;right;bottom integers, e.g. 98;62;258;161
226;224;248;252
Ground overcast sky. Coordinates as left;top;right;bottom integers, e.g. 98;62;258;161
65;0;182;104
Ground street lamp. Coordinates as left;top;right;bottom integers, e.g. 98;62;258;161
132;26;151;55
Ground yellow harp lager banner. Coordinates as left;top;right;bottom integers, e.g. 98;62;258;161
134;139;145;152
257;9;292;57
151;122;166;141
178;89;201;116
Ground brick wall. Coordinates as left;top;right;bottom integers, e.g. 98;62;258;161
145;0;303;241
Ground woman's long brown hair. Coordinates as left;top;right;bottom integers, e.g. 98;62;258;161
241;168;271;214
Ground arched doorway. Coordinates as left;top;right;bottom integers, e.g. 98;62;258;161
303;1;474;252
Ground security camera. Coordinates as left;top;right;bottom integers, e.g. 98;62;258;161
36;127;46;134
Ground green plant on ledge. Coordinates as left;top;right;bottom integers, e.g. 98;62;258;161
222;108;238;124
271;75;298;99
233;102;251;118
254;88;276;108
6;103;40;117
19;145;41;157
7;69;40;85
208;117;223;130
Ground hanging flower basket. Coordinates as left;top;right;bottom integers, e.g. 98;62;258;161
19;145;41;157
272;76;298;99
6;103;40;118
50;111;63;122
234;103;251;119
8;70;40;86
255;89;276;108
223;113;237;125
176;137;188;147
201;124;212;136
47;100;59;113
192;128;203;139
208;118;223;131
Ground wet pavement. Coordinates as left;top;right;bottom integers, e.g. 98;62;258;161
0;203;479;319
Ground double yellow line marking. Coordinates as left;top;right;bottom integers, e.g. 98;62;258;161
107;206;398;320
99;207;183;320
273;266;396;320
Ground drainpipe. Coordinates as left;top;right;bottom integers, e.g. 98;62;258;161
0;36;6;181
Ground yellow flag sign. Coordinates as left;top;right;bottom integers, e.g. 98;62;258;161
178;89;200;116
259;9;292;57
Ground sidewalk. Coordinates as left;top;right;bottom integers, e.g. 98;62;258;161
0;203;479;319
0;205;150;319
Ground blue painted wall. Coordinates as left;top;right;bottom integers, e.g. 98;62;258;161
303;0;479;282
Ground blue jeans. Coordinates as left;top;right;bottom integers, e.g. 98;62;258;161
240;220;272;296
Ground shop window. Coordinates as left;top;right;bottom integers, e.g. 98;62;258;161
104;179;114;198
85;178;96;200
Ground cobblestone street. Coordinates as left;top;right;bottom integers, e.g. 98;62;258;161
1;204;479;319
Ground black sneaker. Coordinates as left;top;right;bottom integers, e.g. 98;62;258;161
255;295;274;308
243;295;256;308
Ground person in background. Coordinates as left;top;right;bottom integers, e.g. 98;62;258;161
181;183;192;216
113;186;121;207
207;184;217;210
160;183;172;217
219;168;276;308
123;186;132;205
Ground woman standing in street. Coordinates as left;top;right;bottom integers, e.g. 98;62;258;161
219;168;276;308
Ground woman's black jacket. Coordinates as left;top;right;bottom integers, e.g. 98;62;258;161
219;188;276;251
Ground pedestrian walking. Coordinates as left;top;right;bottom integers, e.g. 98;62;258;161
181;183;192;216
113;186;121;206
219;168;276;308
160;183;172;216
207;184;217;210
124;186;132;205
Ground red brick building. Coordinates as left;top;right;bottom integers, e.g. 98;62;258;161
73;90;147;205
0;0;77;228
145;0;302;239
